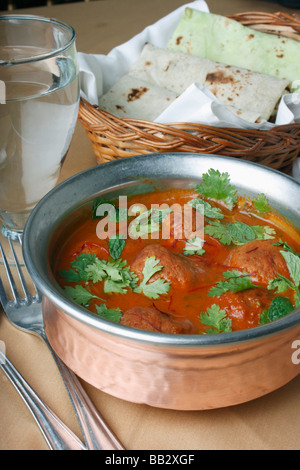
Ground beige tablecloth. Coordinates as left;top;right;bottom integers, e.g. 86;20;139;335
1;0;300;451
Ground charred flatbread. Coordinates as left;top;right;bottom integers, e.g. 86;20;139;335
130;43;290;122
98;74;178;121
167;8;300;83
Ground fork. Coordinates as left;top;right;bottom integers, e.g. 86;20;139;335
0;348;86;450
0;233;124;451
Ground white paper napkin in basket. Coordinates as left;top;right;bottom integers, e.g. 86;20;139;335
79;1;209;103
78;0;300;180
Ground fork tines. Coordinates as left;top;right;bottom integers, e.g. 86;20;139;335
0;234;41;306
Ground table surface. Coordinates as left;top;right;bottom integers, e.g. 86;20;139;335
1;0;300;451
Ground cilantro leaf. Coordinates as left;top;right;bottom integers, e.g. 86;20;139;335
128;207;172;239
259;296;294;325
141;278;171;299
60;253;97;282
209;270;256;296
108;234;126;260
101;259;126;281
188;198;224;220
104;278;131;294
268;274;295;293
120;265;139;290
128;209;158;238
134;256;171;299
84;258;108;283
140;256;164;284
204;220;232;245
199;304;232;334
151;207;173;224
95;304;122;323
295;290;300;308
252;194;271;215
268;251;300;307
204;220;275;246
266;296;294;322
196;169;237;210
92;199;115;220
252;225;276;241
273;239;300;257
184;236;205;256
63;285;104;307
101;259;138;293
61;253;138;296
259;309;269;325
92;198;129;222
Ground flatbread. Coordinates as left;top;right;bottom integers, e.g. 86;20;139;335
130;43;290;122
98;74;178;121
130;44;213;94
167;8;300;83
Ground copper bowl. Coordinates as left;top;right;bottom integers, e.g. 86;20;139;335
23;153;300;410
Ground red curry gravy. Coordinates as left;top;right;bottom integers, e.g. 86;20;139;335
53;181;300;335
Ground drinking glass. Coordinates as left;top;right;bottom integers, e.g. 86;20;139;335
0;15;80;258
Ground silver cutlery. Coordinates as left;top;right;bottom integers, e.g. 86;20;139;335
0;233;124;450
0;349;86;450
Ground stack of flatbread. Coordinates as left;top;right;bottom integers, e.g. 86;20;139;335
99;43;290;123
167;9;300;84
99;9;296;124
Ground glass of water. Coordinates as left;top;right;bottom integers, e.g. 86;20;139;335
0;15;80;242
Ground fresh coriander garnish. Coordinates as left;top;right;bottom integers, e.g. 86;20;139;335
84;258;109;283
196;169;237;210
95;304;122;323
251;225;276;241
63;285;105;307
60;253;97;282
92;199;114;220
204;220;232;245
60;253;138;295
204;220;276;246
134;256;171;299
183;236;205;256
273;239;300;258
208;270;256;296
199;304;232;334
259;296;294;325
92;198;128;222
128;207;172;239
252;193;271;215
268;251;300;307
188;198;224;221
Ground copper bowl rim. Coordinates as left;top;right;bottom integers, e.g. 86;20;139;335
23;153;300;348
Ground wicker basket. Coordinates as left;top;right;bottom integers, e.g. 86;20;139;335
78;11;300;172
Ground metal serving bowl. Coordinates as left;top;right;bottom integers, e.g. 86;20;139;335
23;153;300;410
